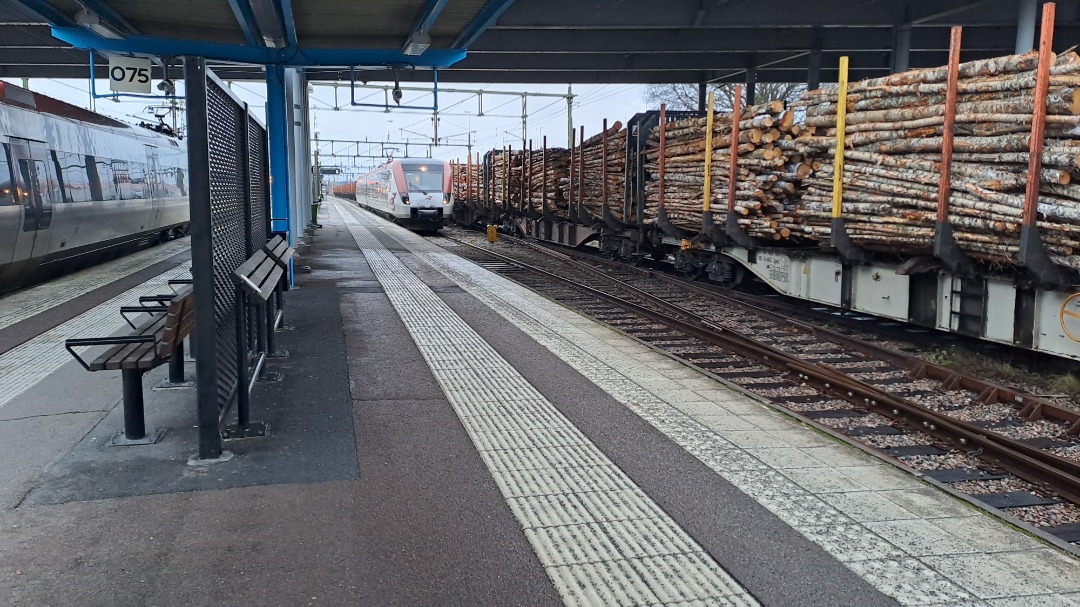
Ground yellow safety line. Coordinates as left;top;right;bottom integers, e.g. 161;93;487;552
831;56;850;220
703;91;715;213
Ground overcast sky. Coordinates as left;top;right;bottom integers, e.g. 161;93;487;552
3;76;652;180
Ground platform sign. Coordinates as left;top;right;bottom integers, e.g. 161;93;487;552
108;56;152;94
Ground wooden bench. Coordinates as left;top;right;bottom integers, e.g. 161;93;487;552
65;286;195;445
229;236;293;434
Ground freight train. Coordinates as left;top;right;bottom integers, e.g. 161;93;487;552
453;56;1080;362
333;158;453;230
0;82;189;292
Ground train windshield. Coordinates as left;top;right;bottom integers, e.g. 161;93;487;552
402;165;443;194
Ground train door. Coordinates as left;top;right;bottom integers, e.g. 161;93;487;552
5;140;58;277
0;143;21;279
145;145;161;226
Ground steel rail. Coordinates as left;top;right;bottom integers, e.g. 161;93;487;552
448;235;1080;504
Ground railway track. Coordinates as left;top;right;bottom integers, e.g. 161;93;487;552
437;230;1080;548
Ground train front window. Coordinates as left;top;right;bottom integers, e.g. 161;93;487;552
403;166;443;193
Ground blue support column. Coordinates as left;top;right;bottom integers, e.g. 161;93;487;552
266;63;291;237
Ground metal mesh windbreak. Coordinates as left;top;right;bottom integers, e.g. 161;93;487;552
206;79;248;412
247;117;268;254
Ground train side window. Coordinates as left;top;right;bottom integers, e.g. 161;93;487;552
0;144;14;206
94;158;118;201
58;152;92;203
125;162;148;200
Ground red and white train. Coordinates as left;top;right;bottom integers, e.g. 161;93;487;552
349;158;453;230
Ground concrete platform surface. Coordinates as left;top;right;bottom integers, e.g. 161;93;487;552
0;200;1078;607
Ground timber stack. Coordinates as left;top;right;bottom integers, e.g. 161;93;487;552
642;101;811;240
524;147;571;217
795;49;1080;269
563;123;628;222
489;149;523;211
453;161;483;207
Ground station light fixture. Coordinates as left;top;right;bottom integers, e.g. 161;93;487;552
74;9;124;40
403;31;431;56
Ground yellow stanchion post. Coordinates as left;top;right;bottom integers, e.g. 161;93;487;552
831;56;849;222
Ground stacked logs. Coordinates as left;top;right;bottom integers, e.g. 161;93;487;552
524;147;571;216
488;149;523;210
642;101;812;240
794;50;1080;268
561;123;629;221
452;160;483;207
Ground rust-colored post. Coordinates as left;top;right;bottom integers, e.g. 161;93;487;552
1018;2;1066;286
727;87;741;215
1024;3;1054;227
658;104;666;209
466;154;472;205
578;125;585;216
568;128;575;210
602;118;609;211
503;147;509;211
542;135;548;216
937;26;962;224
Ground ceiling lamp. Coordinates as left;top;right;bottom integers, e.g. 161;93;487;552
403;31;431;56
75;9;124;40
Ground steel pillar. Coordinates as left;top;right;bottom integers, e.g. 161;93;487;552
745;68;757;106
808;29;822;90
1015;0;1038;54
266;63;291;236
697;81;707;113
892;23;912;73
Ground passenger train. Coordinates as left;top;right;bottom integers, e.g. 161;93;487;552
347;158;453;230
0;81;189;292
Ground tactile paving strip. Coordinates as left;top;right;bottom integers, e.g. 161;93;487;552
0;262;193;409
0;238;190;331
335;202;758;607
359;205;1080;607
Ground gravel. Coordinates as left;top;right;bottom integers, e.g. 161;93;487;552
862;433;933;448
785;399;853;412
1009;503;1080;528
817;412;893;429
900;452;983;470
991;419;1070;440
952;477;1036;494
755;385;821;398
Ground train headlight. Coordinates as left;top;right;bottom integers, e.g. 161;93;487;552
401;194;410;205
443;193;451;205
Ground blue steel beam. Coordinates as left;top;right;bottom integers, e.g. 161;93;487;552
50;26;467;67
273;0;298;48
410;0;450;36
227;0;263;47
266;63;290;236
451;0;518;49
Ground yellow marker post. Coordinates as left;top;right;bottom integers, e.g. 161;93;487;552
831;56;849;220
486;224;498;243
703;91;715;213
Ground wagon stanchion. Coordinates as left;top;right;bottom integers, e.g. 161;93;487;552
724;86;756;248
1019;1;1069;288
933;26;975;275
828;56;867;263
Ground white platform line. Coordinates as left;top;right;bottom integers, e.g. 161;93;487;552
335;201;759;607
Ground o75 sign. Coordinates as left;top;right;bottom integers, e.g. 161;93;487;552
108;56;153;94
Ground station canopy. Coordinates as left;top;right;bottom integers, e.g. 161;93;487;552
1;0;1078;84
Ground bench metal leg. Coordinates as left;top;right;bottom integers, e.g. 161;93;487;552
169;341;185;384
108;370;165;446
122;370;146;440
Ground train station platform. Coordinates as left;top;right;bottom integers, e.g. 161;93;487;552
2;199;1080;606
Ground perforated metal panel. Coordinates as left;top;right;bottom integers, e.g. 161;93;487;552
247;116;269;254
186;56;275;460
205;79;248;412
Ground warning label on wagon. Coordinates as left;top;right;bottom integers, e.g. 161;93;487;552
758;253;790;284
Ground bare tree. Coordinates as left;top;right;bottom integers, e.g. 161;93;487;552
644;82;805;112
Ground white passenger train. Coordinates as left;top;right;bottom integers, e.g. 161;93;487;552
0;81;188;292
354;158;453;230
